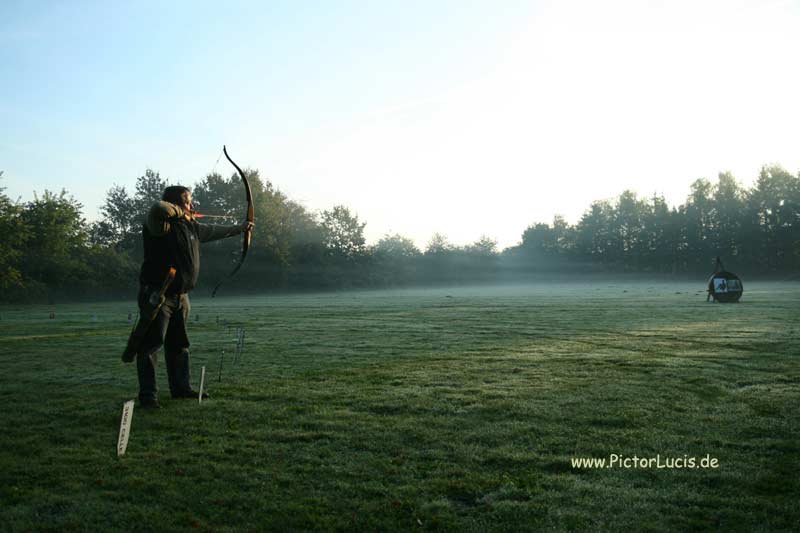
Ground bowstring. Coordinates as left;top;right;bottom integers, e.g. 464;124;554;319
210;147;224;176
198;147;227;219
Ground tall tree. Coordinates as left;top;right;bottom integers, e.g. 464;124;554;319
133;169;169;217
92;169;168;254
613;190;648;269
94;184;138;251
20;190;90;288
466;235;499;256
642;194;679;273
371;233;421;286
425;233;453;255
192;172;239;218
681;178;714;271
747;165;800;271
552;215;575;257
321;205;366;259
374;234;421;258
0;172;29;292
522;223;552;254
576;200;615;263
710;172;745;261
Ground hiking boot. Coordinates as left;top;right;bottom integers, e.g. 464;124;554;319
139;397;161;409
171;389;209;400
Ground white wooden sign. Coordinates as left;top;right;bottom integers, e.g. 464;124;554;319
117;400;135;456
199;366;206;404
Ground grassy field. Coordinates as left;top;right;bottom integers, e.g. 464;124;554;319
0;281;798;531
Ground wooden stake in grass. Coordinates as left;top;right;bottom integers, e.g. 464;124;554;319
117;400;135;457
233;328;243;364
199;366;206;405
237;329;245;364
218;348;225;383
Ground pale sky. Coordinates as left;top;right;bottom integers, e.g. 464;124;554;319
1;0;799;249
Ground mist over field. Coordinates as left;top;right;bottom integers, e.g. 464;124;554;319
2;163;799;303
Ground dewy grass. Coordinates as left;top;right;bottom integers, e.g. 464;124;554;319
0;282;798;531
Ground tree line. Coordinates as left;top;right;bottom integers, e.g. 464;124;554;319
0;165;798;302
509;167;800;276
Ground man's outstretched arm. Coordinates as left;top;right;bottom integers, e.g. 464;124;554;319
197;221;253;243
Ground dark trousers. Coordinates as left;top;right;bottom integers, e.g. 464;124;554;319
136;289;193;400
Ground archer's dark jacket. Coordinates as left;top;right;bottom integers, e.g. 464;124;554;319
139;201;241;294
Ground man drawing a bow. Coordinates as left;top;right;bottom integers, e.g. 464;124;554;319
123;185;254;409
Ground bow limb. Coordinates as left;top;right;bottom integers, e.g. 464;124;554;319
211;145;255;297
